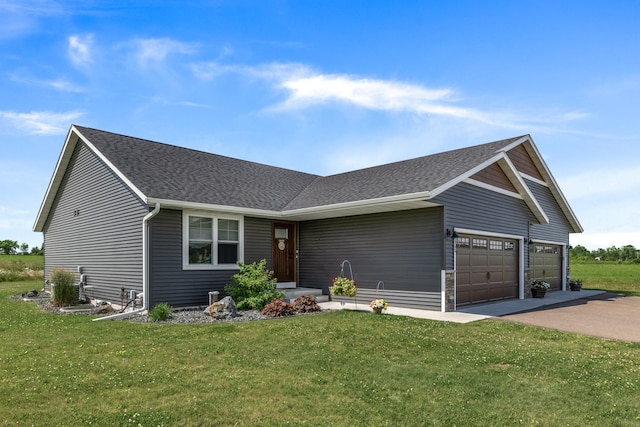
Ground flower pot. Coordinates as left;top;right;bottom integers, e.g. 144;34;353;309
531;288;546;298
569;284;582;292
372;307;383;314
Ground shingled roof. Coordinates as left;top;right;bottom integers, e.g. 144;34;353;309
34;125;582;232
74;126;319;211
283;136;522;210
73;126;522;210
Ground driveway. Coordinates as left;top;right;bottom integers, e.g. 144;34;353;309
498;292;640;343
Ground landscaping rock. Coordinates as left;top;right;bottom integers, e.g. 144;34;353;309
204;296;238;319
22;290;39;298
94;301;114;315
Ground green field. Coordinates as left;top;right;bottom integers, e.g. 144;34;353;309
570;261;640;296
0;254;43;282
1;279;639;426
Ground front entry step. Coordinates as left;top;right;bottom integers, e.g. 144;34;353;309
283;287;329;303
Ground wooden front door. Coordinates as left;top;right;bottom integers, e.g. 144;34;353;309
272;223;296;283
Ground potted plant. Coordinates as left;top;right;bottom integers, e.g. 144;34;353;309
569;278;583;291
530;279;550;298
330;276;357;297
369;299;388;314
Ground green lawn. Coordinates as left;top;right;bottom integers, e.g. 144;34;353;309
570;261;640;296
1;280;639;426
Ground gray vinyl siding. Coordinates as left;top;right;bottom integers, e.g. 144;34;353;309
243;216;273;267
43;141;148;304
298;208;443;310
432;182;536;270
147;210;273;307
526;180;571;244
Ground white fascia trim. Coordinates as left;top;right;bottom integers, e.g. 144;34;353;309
429;152;506;198
428;150;549;226
33;126;78;231
497;155;549;225
499;134;534;153
74;126;147;203
520;172;548;187
463;178;523;199
147;198;283;218
514;138;584;233
281;191;433;217
528;238;566;246
453;227;525;241
149;190;434;220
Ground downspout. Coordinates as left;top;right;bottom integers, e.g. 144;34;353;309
94;202;161;321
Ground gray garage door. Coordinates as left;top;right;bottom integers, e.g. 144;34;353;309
530;244;563;291
456;235;519;306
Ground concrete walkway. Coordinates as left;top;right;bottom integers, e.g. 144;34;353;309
318;290;606;324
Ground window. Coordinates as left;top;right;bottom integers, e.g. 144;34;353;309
489;240;503;251
472;238;488;249
456;237;470;248
183;212;243;269
504;242;515;251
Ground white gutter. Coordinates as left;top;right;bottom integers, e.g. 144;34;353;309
94;203;161;321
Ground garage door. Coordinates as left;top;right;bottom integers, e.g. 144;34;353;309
456;235;519;306
530;244;563;291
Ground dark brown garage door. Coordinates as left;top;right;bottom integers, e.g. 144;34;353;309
456;235;519;306
530;244;563;291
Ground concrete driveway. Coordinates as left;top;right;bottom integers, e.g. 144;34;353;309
497;292;640;343
321;290;640;342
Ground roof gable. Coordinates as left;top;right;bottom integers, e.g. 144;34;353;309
283;136;523;211
34;126;582;233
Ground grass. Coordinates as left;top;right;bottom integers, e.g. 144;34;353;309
571;261;640;296
1;280;639;426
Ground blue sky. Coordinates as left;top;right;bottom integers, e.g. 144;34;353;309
1;0;639;251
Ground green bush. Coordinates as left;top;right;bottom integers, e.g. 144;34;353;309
49;268;78;307
148;303;173;322
224;259;283;310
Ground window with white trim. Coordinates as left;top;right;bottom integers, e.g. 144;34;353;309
183;212;243;269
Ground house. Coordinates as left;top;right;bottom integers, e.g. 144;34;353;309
33;125;582;312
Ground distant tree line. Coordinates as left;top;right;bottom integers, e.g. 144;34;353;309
570;244;640;263
0;240;43;256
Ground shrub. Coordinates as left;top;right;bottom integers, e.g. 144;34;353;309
261;299;295;318
49;268;78;307
149;303;173;322
224;259;283;310
292;295;320;313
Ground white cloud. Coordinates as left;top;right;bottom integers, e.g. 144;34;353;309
68;34;94;66
129;38;197;68
559;166;640;200
190;61;589;131
0;110;83;135
10;73;84;92
47;78;84;92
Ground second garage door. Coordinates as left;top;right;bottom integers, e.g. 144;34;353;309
456;235;519;306
529;244;563;291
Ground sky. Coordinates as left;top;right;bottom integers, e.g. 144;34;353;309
1;0;639;251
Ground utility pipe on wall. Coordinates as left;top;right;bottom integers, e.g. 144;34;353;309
93;202;161;321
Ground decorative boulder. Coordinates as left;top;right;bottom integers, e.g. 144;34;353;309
94;302;114;315
204;296;238;319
